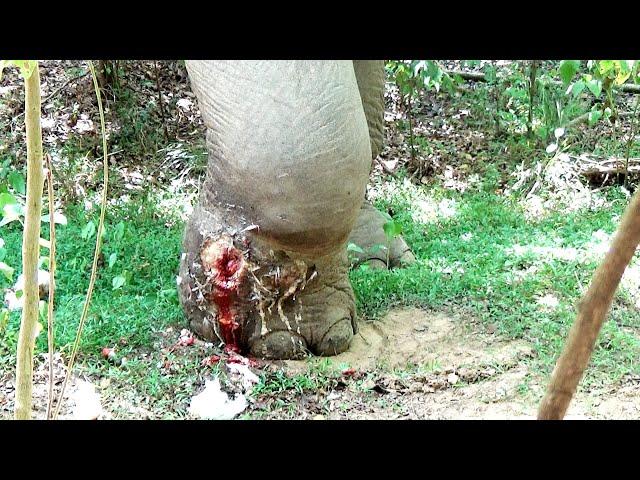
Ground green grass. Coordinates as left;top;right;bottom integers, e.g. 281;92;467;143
0;198;184;367
252;359;336;396
352;178;640;385
2;175;639;392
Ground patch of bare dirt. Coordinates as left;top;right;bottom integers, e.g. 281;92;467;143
287;309;533;373
272;308;640;420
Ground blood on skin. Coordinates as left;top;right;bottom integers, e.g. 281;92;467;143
200;238;246;349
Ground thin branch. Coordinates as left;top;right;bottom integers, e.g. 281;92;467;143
623;95;640;188
52;61;109;419
45;153;57;420
42;71;89;104
14;62;44;420
565;110;635;129
538;188;640;419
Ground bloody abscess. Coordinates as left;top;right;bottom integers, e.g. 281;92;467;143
200;239;246;349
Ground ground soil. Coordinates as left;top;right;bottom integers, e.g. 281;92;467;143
256;308;640;420
3;307;639;419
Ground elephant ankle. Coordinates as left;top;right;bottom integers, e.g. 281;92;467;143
348;202;416;270
179;216;359;359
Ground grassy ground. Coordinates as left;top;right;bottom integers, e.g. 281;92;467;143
357;175;640;386
2;60;640;418
2;173;638;414
0;197;184;366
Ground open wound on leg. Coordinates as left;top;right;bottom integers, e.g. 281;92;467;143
199;236;247;351
194;233;317;356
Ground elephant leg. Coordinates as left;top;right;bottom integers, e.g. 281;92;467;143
352;61;416;269
347;202;416;269
179;61;371;359
353;60;386;161
246;243;357;359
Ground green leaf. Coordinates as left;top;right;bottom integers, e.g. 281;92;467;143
346;243;365;254
559;60;580;86
0;192;17;210
484;65;497;83
588;110;602;125
0;203;24;226
12;60;37;79
38;301;47;321
597;60;615;76
615;69;631;86
0;309;8;333
81;221;96;240
0;261;14;281
8;171;25;195
108;252;117;269
425;61;441;83
586;79;602;98
113;222;125;242
112;275;126;290
383;220;403;239
412;60;426;76
571;80;586;97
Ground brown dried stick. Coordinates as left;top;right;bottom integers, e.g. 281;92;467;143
538;189;640;419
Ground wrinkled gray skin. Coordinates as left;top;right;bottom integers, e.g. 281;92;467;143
178;61;414;360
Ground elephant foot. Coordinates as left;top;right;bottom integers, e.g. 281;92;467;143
245;247;357;359
315;315;354;356
249;307;354;359
250;330;308;360
178;205;357;359
348;202;415;269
